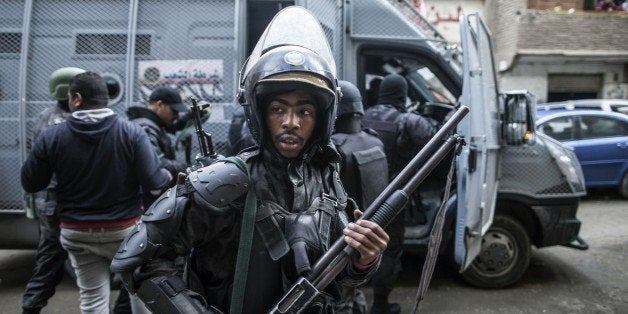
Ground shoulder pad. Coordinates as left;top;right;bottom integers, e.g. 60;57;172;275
143;188;180;222
187;159;250;214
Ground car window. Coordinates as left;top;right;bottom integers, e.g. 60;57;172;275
573;105;602;111
578;116;628;140
610;104;628;114
539;116;575;141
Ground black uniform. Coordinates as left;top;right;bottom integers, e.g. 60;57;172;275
331;80;389;314
127;106;188;206
362;74;438;313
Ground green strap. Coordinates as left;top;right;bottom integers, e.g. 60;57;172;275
224;156;257;314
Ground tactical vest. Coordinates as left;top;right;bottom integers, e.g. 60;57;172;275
331;131;389;210
363;106;409;178
237;150;350;311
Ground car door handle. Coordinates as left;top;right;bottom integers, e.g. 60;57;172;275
618;142;628;149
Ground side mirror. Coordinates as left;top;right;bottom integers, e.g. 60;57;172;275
501;91;535;145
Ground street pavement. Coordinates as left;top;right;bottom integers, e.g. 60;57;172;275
0;192;626;313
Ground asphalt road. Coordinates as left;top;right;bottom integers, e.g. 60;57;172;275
0;192;626;313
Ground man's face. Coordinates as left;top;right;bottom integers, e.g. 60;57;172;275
265;90;318;159
156;101;179;124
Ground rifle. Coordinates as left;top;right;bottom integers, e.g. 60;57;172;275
189;96;218;166
269;105;470;314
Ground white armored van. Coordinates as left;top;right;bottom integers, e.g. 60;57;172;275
0;0;586;288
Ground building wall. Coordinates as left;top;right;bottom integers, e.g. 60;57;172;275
423;0;485;43
500;60;623;102
485;0;628;101
517;11;628;52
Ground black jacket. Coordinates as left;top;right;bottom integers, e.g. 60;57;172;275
21;110;170;223
127;106;188;176
134;145;377;313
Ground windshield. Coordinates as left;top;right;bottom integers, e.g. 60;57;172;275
361;52;459;111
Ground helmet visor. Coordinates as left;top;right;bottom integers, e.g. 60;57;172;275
242;6;336;80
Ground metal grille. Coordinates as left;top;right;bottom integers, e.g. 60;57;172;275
1;0;238;212
0;0;26;211
499;145;576;198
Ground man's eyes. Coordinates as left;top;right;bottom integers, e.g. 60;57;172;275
270;106;284;114
270;106;314;116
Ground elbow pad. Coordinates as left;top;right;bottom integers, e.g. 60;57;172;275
111;187;189;291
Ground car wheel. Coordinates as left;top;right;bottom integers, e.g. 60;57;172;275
620;172;628;199
460;215;531;288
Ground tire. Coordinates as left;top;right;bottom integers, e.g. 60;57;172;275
619;172;628;199
460;215;531;288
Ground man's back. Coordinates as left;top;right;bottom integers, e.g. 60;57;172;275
22;112;168;222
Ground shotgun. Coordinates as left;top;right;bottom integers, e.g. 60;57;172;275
269;105;470;314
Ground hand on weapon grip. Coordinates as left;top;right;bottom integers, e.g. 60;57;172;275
343;209;389;265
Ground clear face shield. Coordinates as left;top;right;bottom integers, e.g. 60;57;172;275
238;6;339;149
240;6;337;84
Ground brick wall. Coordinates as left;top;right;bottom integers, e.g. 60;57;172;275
517;11;628;51
527;0;585;10
487;0;628;69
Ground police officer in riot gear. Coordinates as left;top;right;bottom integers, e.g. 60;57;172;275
363;73;439;314
332;81;389;212
331;81;389;314
111;7;389;314
22;67;85;314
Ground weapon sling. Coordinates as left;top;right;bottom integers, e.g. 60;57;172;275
412;145;458;313
270;105;469;313
223;156;256;314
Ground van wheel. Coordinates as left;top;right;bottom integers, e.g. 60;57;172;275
460;215;531;288
619;172;628;199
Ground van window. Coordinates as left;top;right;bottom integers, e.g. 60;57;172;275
360;52;457;108
0;32;21;54
75;33;152;55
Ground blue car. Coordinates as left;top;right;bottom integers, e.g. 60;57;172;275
536;110;628;198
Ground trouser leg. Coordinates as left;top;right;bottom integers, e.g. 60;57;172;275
112;286;132;314
371;208;404;314
334;286;367;314
22;217;67;313
60;226;134;314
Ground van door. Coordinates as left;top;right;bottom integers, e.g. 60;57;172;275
454;13;500;270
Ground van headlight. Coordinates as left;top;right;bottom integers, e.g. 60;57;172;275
538;133;586;195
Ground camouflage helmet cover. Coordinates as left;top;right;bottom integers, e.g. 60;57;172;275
49;67;86;100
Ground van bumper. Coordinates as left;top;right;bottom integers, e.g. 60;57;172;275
530;201;582;248
0;213;39;249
